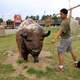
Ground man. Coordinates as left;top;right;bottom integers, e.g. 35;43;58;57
52;8;78;71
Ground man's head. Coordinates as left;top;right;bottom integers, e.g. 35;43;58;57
60;8;68;20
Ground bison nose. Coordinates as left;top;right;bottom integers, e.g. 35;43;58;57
32;49;40;53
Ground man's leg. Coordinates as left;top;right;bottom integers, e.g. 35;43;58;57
57;39;68;71
58;53;64;65
71;49;77;61
57;45;65;71
68;38;78;66
58;53;64;71
70;49;78;67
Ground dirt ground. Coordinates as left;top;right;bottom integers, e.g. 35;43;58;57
3;50;53;80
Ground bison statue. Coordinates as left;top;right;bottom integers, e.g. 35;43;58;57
16;18;51;63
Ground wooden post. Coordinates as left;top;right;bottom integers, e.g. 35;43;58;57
0;23;5;36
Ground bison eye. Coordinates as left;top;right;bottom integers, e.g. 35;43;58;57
26;39;32;42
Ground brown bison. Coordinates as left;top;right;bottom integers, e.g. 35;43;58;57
16;18;51;63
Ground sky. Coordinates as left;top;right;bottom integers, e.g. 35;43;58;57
0;0;80;20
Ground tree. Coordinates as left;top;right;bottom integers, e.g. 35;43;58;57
25;16;29;19
29;16;35;20
6;19;12;23
41;15;46;20
0;18;3;24
52;14;58;19
35;15;39;20
6;19;14;28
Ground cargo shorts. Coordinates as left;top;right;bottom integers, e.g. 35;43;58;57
57;37;73;54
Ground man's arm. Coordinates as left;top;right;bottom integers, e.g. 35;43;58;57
51;28;62;43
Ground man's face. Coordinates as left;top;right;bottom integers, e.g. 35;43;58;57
60;12;67;20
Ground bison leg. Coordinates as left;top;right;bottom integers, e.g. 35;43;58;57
31;53;40;63
21;49;28;61
21;41;29;61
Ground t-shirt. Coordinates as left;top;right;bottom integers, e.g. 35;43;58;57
60;19;71;39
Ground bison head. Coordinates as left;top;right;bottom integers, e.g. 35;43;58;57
20;28;51;54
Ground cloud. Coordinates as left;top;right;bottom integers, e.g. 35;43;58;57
0;0;80;20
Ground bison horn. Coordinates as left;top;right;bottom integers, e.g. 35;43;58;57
43;30;51;37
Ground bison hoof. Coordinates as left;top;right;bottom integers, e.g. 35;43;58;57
34;59;39;63
23;57;28;62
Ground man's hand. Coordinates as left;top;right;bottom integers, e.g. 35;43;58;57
51;29;62;43
51;32;58;43
51;38;57;43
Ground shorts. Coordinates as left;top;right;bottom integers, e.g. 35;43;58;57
57;37;73;54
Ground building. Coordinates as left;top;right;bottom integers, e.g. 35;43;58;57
75;17;80;25
14;15;22;28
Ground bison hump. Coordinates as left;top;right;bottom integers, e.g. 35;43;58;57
17;18;43;32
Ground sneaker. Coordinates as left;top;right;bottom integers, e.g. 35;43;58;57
74;62;78;68
74;61;80;68
56;65;64;72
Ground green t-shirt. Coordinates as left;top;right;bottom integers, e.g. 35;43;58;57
60;19;71;39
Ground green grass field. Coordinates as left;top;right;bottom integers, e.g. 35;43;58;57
0;27;80;80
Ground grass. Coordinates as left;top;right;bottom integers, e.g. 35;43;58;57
15;75;26;80
16;58;27;64
0;34;16;52
0;34;17;80
26;66;55;79
0;64;15;74
0;27;80;80
27;67;45;78
0;64;15;80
